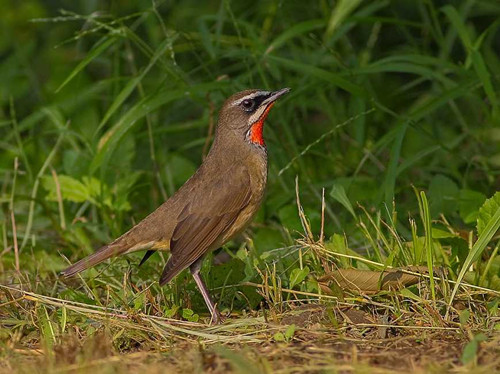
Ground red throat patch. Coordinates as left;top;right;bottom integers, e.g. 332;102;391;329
250;102;275;146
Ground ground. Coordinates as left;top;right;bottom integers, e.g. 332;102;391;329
1;291;499;373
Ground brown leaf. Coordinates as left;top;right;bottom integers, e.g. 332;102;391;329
341;309;375;324
317;266;433;294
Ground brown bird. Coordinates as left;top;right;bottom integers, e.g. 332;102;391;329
61;88;290;323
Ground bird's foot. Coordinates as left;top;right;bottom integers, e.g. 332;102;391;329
210;309;225;325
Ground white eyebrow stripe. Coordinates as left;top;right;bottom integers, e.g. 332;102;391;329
232;91;270;106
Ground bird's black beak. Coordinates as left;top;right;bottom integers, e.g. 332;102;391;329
262;88;291;106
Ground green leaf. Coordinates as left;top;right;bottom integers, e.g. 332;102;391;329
273;332;285;342
37;305;56;351
459;309;470;326
274;325;296;343
331;177;378;203
326;234;350;268
428;174;459;217
461;333;487;365
461;339;478;365
289;266;310;289
41;174;90;203
164;305;179;318
459;190;487;224
330;183;356;217
399;288;423;302
182;308;193;317
42;173;137;212
285;324;296;340
278;204;303;233
488;299;499;316
113;171;142;211
167;154;197;188
489;153;500;168
133;293;146;310
477;191;500;237
181;308;199;322
431;228;456;239
62;149;87;176
254;228;282;254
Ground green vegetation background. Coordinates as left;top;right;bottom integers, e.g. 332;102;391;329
1;0;499;317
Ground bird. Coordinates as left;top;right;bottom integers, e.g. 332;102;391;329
61;88;290;323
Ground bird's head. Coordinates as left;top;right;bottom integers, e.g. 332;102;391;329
217;88;290;147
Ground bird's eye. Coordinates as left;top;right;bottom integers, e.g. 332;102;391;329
241;99;255;111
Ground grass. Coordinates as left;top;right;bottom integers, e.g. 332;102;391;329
1;0;500;372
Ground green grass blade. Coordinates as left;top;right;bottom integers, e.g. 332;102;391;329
56;37;117;93
265;19;325;54
446;204;500;318
20;130;66;250
442;5;498;116
96;36;178;135
267;55;366;96
90;82;227;174
419;191;436;302
396;145;441;177
330;183;356;218
470;48;498;117
441;5;472;48
324;0;363;40
382;121;408;206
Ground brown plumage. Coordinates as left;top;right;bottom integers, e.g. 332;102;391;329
61;88;290;323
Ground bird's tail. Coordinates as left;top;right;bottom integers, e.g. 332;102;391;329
60;243;127;277
60;225;157;277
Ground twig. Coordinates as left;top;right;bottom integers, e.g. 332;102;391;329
320;187;325;245
295;176;314;242
50;167;66;230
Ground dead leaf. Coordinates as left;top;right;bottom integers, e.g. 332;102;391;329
341;309;375;324
317;266;434;294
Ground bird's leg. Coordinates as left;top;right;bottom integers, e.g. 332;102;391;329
190;257;223;324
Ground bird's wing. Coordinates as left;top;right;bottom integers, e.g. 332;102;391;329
159;168;252;285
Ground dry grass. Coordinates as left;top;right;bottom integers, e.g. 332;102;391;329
2;191;499;373
1;248;499;374
1;300;499;373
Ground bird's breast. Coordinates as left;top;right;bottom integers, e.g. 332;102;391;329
220;156;267;243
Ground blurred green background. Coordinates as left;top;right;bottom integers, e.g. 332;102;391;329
1;0;499;313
